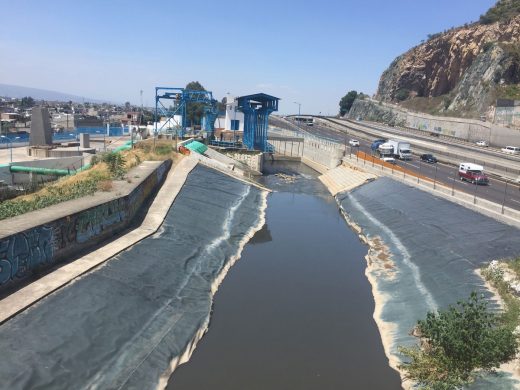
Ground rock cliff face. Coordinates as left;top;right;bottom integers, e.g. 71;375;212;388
447;43;520;114
376;14;520;111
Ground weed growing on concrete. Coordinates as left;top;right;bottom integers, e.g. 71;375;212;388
97;180;113;192
101;152;126;179
0;175;99;220
155;144;173;155
508;258;520;279
481;260;520;331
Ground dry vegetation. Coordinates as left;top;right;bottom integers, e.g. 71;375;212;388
0;140;181;220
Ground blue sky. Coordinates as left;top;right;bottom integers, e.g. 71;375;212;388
0;0;496;114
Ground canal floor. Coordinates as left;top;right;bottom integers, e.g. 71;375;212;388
169;161;401;389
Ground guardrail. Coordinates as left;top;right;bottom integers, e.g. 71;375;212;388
342;151;520;227
320;117;520;179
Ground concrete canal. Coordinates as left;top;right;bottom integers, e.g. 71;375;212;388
169;161;401;389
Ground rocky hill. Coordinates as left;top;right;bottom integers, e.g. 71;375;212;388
376;0;520;118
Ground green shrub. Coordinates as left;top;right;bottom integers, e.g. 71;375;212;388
155;144;173;155
480;0;520;24
101;152;126;179
399;292;518;389
394;89;410;101
0;176;99;220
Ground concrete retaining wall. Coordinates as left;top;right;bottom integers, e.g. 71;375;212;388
222;150;263;173
350;99;520;147
0;159;171;291
268;127;343;170
303;138;343;169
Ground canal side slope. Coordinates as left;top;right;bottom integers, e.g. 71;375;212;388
337;177;520;389
0;163;268;390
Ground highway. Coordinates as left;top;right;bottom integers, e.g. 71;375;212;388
331;117;520;176
274;117;520;212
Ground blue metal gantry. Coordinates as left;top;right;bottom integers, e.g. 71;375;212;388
237;93;279;151
154;87;217;137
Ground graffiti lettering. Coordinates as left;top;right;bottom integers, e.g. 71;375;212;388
0;227;54;286
76;199;126;243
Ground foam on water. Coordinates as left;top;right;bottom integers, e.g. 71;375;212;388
347;194;437;312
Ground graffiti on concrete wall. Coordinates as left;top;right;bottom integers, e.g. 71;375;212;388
128;187;144;219
0;226;54;285
75;198;126;243
156;161;168;182
51;216;78;252
0;160;170;289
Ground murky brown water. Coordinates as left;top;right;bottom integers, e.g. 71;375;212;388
168;161;401;389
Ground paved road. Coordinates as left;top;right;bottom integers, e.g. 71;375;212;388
282;119;520;212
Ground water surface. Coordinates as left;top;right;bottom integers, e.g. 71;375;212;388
170;161;401;389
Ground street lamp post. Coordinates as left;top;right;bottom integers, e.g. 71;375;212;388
501;180;508;214
293;102;301;117
433;165;438;189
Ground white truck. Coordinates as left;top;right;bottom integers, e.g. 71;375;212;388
387;140;412;160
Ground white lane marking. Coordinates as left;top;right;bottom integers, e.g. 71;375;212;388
510;199;520;205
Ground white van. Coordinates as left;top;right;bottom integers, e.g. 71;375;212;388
501;146;520;155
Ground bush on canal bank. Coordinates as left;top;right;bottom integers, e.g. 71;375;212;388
398;291;518;389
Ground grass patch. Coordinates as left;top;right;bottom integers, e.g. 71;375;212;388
97;180;113;192
0;140;181;221
508;258;520;278
0;165;111;220
496;84;520;100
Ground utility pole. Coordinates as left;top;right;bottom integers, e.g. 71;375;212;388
140;89;143;126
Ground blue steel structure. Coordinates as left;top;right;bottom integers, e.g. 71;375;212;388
237;93;279;151
202;103;218;133
154;87;217;137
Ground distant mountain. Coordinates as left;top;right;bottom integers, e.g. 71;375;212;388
0;83;108;103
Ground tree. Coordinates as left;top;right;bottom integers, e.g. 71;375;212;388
185;81;206;126
399;292;518;389
394;88;410;102
20;96;35;109
217;96;227;113
339;90;358;116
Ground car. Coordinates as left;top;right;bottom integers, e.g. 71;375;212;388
458;163;489;185
502;146;520;155
349;139;360;147
381;156;396;164
420;154;437;163
476;140;488;147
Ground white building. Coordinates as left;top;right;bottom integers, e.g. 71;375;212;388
214;96;244;132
